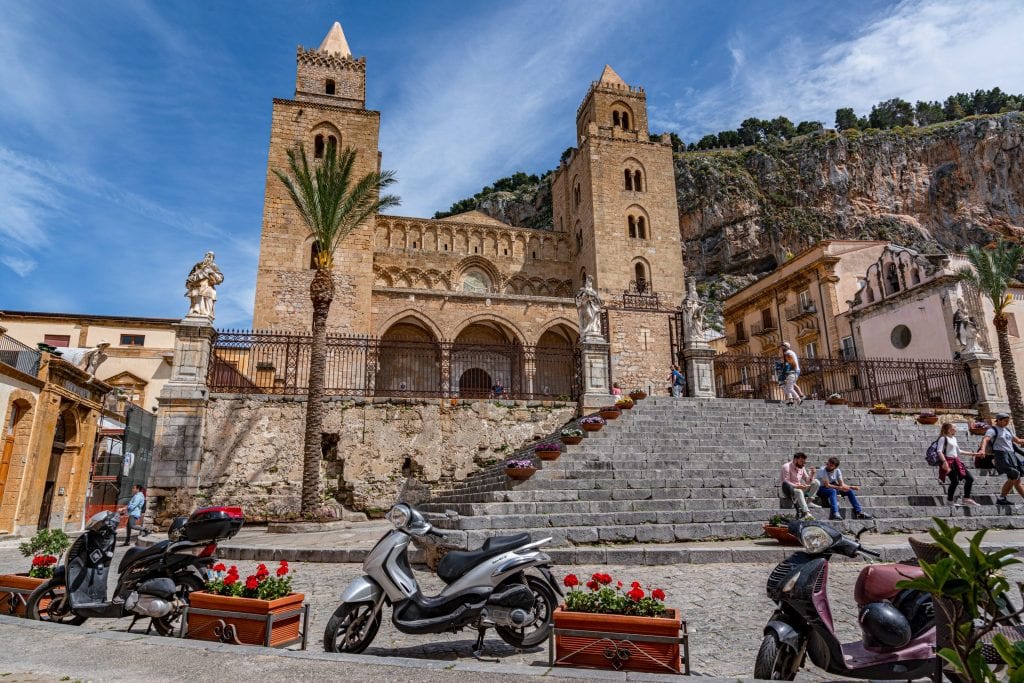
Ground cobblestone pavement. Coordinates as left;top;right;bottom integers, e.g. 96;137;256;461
2;540;1022;680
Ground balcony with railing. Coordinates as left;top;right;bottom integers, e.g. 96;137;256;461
784;303;817;322
751;321;779;338
0;333;41;377
725;332;749;347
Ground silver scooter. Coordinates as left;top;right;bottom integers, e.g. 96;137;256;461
324;504;562;658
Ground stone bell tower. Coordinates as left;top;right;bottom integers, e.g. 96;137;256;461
252;21;381;333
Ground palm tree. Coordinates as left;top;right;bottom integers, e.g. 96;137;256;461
956;240;1024;425
274;143;399;515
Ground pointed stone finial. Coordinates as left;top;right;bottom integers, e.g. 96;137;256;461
318;21;351;57
598;64;626;86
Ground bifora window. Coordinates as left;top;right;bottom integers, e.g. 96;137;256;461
890;324;912;349
120;334;145;347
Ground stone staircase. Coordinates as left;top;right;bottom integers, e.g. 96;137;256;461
420;398;1023;560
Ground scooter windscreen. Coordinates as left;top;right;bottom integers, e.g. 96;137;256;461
788;520;864;557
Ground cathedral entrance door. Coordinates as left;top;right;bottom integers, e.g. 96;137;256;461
458;368;492;398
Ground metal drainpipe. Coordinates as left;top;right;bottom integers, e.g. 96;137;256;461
774;287;784;351
816;270;832;358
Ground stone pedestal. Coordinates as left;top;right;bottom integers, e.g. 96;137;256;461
150;319;216;495
683;344;716;398
963;350;1009;418
579;339;612;411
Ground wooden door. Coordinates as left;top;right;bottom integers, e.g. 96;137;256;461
0;434;13;505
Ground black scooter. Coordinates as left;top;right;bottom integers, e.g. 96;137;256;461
27;506;243;635
755;520;936;681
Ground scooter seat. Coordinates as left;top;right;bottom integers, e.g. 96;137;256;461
854;563;923;607
436;533;531;584
118;540;170;573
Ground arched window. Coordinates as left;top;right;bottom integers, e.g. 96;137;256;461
628;216;637;238
621;112;630;130
309;241;321;269
573;182;581;208
633;170;643;192
327;135;337;152
325;79;336;95
911;268;921;285
612;111;621;127
637;216;647;239
624;169;633;191
314;134;325;159
634;263;648;292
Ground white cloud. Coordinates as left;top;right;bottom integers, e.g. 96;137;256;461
653;0;1024;140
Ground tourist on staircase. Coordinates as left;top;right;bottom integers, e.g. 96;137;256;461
814;457;872;520
780;342;804;406
668;365;685;398
936;422;980;507
979;413;1024;507
780;452;820;520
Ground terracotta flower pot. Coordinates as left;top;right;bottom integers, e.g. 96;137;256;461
599;409;621;420
969;426;989;436
536;449;561;461
825;398;847;405
561;435;583;445
506;467;537;480
0;574;47;617
917;415;939;425
763;524;801;545
869;408;891;415
629;391;647;401
553;606;684;674
186;591;305;647
581;423;603;432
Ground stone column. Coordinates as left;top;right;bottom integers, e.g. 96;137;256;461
150;318;216;505
963;350;1009;418
579;339;612;411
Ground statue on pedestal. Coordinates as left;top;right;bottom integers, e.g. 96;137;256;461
953;298;983;354
575;275;605;342
681;277;706;345
185;252;224;320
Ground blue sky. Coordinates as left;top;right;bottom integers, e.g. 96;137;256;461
2;0;1022;327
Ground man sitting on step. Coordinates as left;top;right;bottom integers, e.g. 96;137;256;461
780;452;821;520
815;456;872;521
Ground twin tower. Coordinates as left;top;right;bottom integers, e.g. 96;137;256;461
252;22;685;391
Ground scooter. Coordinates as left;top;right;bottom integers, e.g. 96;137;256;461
27;506;244;635
323;503;562;658
755;520;936;681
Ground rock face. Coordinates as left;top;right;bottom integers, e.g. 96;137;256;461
678;113;1024;282
187;396;574;520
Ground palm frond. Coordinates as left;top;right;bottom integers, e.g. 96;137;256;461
956;241;1024;316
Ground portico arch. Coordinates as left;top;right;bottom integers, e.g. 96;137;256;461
377;317;441;396
452;320;524;398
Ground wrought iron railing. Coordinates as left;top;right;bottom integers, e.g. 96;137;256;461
784;303;817;321
713;353;976;409
209;329;578;400
0;334;41;377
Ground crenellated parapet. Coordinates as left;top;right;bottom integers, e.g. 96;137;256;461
296;46;366;71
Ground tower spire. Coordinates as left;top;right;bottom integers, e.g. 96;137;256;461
598;64;626;86
318;21;351;57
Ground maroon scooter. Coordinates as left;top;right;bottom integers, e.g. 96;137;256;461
754;521;935;680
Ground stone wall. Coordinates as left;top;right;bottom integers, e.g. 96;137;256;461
185;395;575;520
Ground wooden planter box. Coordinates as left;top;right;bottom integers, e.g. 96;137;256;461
763;524;801;545
561;435;583;445
184;591;308;648
581;423;603;432
917;415;939;425
868;408;891;415
551;607;688;674
536;450;561;461
599;409;621;420
0;574;46;617
506;467;537;480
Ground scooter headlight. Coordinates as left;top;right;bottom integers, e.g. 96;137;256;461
387;504;411;529
800;525;831;554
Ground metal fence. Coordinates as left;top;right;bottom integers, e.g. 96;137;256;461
0;333;41;377
209;329;578;400
713;354;977;409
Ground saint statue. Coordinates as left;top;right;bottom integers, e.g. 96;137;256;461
952;298;982;353
575;275;605;341
681;276;706;344
185;252;225;319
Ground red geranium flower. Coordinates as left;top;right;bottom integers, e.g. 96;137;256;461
563;574;579;588
627;587;644;601
598;573;612;585
276;563;289;577
31;556;42;566
586;579;599;591
213;563;226;572
245;575;259;591
255;563;269;579
616;580;623;589
652;588;666;601
224;574;237;586
631;581;641;589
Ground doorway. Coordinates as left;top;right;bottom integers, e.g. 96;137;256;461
37;413;67;530
458;368;492;398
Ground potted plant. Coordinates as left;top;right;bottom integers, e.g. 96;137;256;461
763;514;801;545
628;387;647;401
969;420;991;436
560;427;584;445
554;572;686;674
917;411;939;425
579;416;605;432
598;405;621;420
504;457;537;480
186;561;306;647
825;393;847;406
534;441;562;461
869;403;890;415
0;529;70;617
615;396;634;410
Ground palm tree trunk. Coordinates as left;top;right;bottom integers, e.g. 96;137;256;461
995;315;1024;425
301;267;335;515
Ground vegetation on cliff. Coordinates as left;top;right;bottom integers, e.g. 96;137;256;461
434;171;554;230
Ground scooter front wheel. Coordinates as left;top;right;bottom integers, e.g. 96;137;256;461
324;601;381;653
26;579;88;626
754;633;800;681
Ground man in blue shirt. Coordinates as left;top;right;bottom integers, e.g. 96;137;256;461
122;485;146;547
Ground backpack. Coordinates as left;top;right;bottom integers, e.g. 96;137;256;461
925;437;944;467
976;426;1000;469
774;361;791;383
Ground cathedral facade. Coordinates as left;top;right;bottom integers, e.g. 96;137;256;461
251;23;686;396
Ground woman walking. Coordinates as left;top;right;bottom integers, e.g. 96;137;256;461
936;422;981;507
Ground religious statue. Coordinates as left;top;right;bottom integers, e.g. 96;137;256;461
575;275;605;341
185;252;224;319
952;298;983;353
681;276;706;344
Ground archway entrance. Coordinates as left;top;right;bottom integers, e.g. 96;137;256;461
452;322;522;399
377;320;440;396
458;368;493;398
536;326;577;398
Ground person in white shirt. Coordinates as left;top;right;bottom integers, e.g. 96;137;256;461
979;412;1024;506
780;452;820;519
936;422;980;506
781;342;805;405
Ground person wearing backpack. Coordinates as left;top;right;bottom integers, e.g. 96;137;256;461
979;412;1024;506
668;365;685;398
935;422;980;507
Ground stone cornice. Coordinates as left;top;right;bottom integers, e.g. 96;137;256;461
377;214;566;240
273;98;380;118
